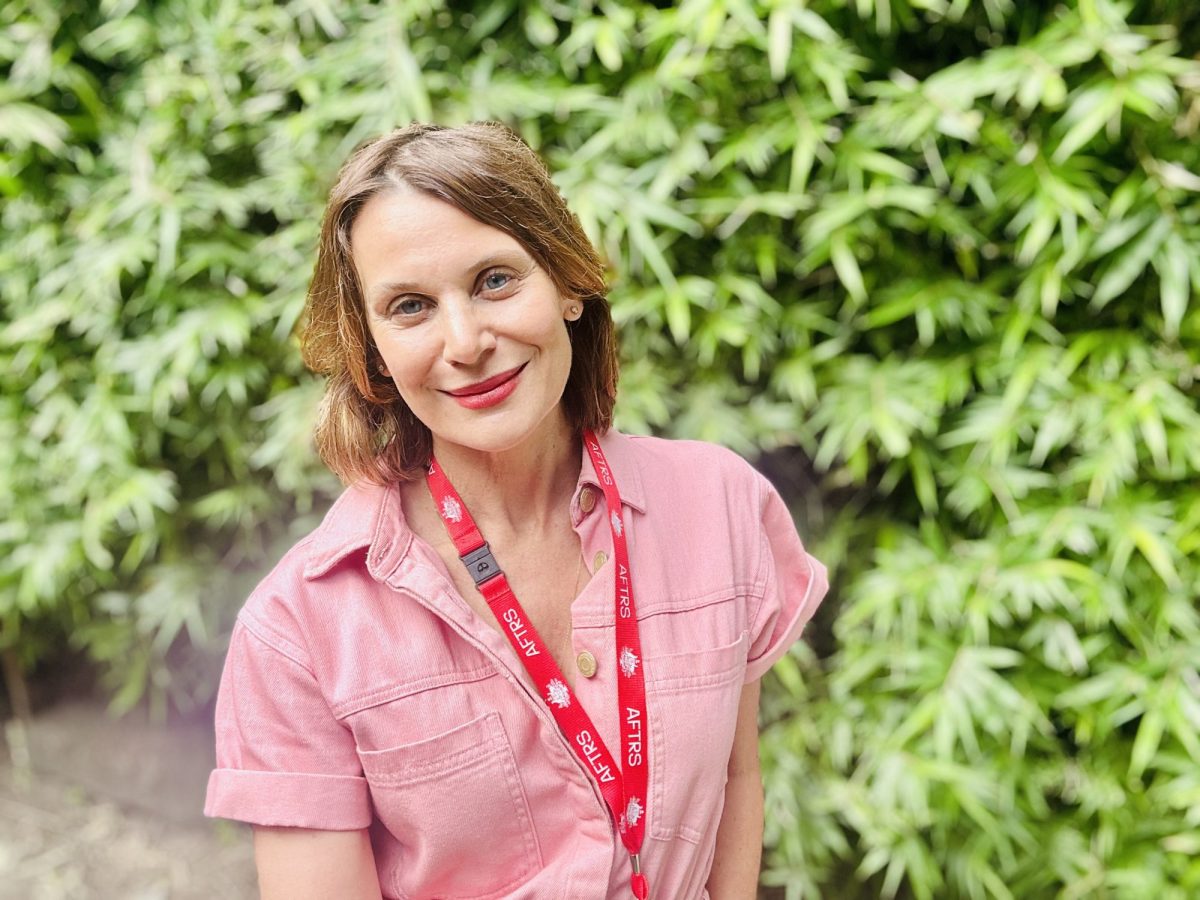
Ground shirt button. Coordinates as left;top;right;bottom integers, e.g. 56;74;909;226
593;550;608;569
576;650;598;678
579;487;596;514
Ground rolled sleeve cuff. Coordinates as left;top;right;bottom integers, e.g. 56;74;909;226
744;553;828;683
204;769;372;830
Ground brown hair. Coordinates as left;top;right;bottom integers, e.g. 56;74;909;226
300;122;618;485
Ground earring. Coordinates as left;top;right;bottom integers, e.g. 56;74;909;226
566;304;582;321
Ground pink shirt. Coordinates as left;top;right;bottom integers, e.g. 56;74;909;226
205;430;828;899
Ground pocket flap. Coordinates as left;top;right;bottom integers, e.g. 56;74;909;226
644;630;748;692
358;711;508;785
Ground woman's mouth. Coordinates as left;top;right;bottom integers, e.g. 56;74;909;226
444;364;526;410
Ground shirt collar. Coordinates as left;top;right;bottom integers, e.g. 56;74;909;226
576;427;647;515
301;479;401;581
302;428;646;582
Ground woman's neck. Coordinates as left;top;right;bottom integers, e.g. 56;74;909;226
429;412;581;538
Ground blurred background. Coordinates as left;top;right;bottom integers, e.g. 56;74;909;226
2;0;1199;897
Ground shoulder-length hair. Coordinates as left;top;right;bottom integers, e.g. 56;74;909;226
300;122;618;486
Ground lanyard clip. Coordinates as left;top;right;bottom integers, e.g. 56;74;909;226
629;854;648;899
460;542;502;586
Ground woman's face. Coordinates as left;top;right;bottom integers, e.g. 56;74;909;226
352;187;576;459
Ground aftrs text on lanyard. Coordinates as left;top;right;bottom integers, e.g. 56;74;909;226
426;430;650;900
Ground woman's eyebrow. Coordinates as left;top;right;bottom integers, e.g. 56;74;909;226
469;251;532;273
367;279;419;311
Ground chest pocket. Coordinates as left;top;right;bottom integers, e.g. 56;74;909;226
358;711;542;900
645;631;748;844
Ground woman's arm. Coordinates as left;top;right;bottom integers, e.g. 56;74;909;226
254;826;383;900
705;679;765;900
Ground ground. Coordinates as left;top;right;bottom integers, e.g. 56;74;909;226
0;698;257;899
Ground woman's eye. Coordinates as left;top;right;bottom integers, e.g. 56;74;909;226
481;271;512;292
393;297;426;316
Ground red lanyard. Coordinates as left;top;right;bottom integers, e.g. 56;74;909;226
426;430;649;900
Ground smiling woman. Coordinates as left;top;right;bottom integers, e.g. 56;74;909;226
203;123;828;900
300;123;618;486
352;187;576;457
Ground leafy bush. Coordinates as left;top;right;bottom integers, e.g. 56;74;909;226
3;0;1198;896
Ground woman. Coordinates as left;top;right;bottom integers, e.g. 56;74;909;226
204;122;828;900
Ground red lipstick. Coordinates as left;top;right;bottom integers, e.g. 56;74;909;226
445;364;525;410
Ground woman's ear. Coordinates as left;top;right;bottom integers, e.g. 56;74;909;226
564;299;583;321
371;352;391;379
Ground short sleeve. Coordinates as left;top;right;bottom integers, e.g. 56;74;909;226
743;476;830;683
203;616;371;829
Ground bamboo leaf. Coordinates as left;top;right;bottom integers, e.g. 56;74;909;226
1091;216;1171;308
0;102;69;152
1130;524;1181;588
1129;708;1165;779
830;232;867;304
1152;233;1190;339
767;9;792;82
1053;85;1123;162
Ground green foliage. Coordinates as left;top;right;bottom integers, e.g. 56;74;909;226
3;0;1199;896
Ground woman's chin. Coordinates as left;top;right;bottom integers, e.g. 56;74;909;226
429;404;571;460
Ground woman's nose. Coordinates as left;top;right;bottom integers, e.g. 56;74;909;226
440;299;496;365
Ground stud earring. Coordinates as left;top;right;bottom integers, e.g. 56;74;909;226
566;304;582;320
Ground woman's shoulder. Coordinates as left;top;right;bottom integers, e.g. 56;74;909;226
235;480;398;645
609;430;771;509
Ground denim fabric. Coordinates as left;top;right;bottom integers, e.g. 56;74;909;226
205;430;828;900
